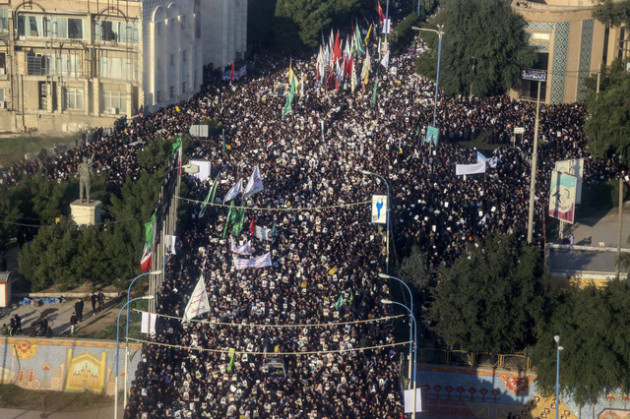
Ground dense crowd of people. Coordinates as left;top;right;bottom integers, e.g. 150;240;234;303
0;26;624;418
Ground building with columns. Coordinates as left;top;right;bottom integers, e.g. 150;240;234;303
0;0;247;133
511;0;628;104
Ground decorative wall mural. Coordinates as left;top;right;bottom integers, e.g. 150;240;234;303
65;349;107;393
11;339;40;360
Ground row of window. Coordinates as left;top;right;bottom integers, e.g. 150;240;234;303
14;14;139;44
24;52;137;81
63;88;126;111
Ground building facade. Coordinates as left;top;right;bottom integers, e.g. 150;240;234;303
511;0;628;104
0;0;246;133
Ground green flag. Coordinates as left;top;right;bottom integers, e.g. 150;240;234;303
232;205;245;236
199;174;220;218
370;70;379;108
171;135;182;154
145;212;156;244
354;20;365;55
282;63;298;120
222;202;237;238
227;348;236;372
335;295;345;310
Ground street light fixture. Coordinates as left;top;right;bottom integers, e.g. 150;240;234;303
412;25;445;127
360;170;391;272
554;334;564;419
379;273;414;384
382;298;418;418
115;295;155;419
123;271;162;408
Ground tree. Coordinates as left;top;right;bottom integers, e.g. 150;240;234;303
532;281;630;407
583;59;630;166
397;245;430;291
428;235;548;354
248;0;278;51
415;0;536;97
0;191;22;251
274;0;362;50
593;0;630;27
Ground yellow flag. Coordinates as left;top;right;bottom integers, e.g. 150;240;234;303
365;23;373;46
175;106;180;113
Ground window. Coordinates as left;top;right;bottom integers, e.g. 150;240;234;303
156;90;162;102
103;90;126;111
169;85;175;97
17;15;45;37
170;54;174;66
182;50;187;63
0;8;8;35
96;20;138;44
68;18;83;39
0;52;5;72
64;87;84;110
182;81;186;93
0;87;5;102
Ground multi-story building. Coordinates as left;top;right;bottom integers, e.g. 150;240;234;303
0;0;247;133
511;0;628;104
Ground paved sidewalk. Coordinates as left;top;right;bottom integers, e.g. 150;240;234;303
0;404;120;419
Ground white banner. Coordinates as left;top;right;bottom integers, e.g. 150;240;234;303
243;166;264;198
254;225;273;241
233;252;272;270
371;195;387;224
165;234;177;255
456;162;486;175
230;237;253;255
189;160;211;180
141;311;157;334
223;179;243;203
403;388;422;413
182;276;211;322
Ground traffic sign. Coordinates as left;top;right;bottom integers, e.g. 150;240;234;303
521;69;547;82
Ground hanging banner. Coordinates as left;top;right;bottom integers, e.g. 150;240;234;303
233;253;272;270
548;171;577;224
371;194;387;224
425;126;439;146
182;276;210;322
554;158;584;204
455;162;486;176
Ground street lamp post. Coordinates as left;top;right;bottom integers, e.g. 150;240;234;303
412;25;445;127
115;295;154;419
554;335;564;419
521;69;547;244
379;273;414;385
124;271;161;408
361;170;391;272
382;298;418;418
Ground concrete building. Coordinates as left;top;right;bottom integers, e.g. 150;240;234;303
0;0;246;133
511;0;628;104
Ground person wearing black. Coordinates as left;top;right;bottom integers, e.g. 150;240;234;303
70;312;77;335
74;300;83;322
14;313;21;334
91;293;98;315
98;292;105;312
9;315;16;335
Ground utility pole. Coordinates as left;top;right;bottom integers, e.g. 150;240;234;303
521;69;547;244
617;176;624;279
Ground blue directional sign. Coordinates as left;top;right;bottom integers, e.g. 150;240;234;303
521;69;547;82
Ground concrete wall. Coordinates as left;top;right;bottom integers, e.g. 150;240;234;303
0;337;140;396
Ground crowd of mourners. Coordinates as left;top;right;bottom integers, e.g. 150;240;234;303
0;23;624;418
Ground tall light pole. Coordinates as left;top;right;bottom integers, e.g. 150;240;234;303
124;270;161;408
115;295;154;419
554;335;564;419
521;69;547;244
361;170;391;272
382;299;418;418
413;25;445;127
379;273;414;384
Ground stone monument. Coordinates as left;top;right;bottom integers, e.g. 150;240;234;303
70;157;102;226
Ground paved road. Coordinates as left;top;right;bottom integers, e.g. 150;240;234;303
548;247;623;274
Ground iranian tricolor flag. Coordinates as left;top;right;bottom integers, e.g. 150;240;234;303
140;212;156;273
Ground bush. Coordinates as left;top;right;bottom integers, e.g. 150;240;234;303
388;13;421;55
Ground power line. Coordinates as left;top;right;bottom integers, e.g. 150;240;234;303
177;195;371;211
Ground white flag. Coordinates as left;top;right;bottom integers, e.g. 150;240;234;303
243;166;264;198
233;252;272;270
141;312;157;334
380;50;390;69
165;234;177;255
230;237;253;255
223;179;243;203
455;162;486;176
182;276;210;322
254;225;273;241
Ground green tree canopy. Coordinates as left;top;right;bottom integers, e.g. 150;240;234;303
583;59;630;165
532;281;630;407
415;0;536;97
274;0;363;50
593;0;630;27
428;234;548;354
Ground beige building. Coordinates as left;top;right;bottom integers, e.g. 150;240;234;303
0;0;247;133
511;0;628;104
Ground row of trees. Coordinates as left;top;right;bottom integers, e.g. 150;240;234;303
14;138;172;291
397;234;630;407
